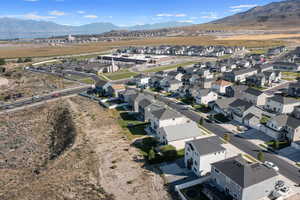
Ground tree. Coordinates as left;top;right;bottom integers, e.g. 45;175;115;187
17;58;24;63
274;140;280;149
148;148;156;163
24;57;33;62
223;133;230;143
199;117;204;125
0;58;5;65
257;151;265;162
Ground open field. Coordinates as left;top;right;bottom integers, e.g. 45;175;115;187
143;61;200;73
0;36;285;59
217;33;300;41
0;97;170;200
102;69;138;81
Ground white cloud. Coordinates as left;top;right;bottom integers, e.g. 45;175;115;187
230;4;257;9
156;13;186;17
200;12;218;19
178;20;193;23
84;15;98;19
49;10;65;16
230;8;243;12
24;0;39;2
23;13;56;20
77;10;86;14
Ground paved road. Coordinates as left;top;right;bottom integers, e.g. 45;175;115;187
0;86;91;114
143;90;300;184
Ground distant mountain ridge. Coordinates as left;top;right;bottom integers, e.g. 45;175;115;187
0;18;192;39
211;0;300;27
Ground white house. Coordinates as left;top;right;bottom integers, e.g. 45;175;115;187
242;88;269;106
157;121;202;149
149;108;189;132
212;80;232;94
264;95;300;114
134;74;150;88
194;89;218;105
211;155;278;200
185;136;226;177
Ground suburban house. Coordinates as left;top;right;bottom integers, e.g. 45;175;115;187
242;88;268;106
194;89;218;105
209;98;236;117
157;121;202;149
163;79;183;92
184;136;226;177
273;62;300;72
245;74;266;88
224;68;257;83
148;108;189;133
95;79;110;96
225;85;248;98
119;89;138;109
228;99;253;123
95;80;125;97
211;80;232;95
264;95;300;114
288;80;300;98
144;103;164;122
134;74;150;88
133;93;154;113
264;114;300;145
211;155;278;200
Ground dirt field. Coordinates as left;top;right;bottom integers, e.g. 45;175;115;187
217;33;300;41
0;36;284;59
0;69;78;102
0;97;170;200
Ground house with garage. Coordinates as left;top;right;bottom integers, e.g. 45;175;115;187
242;88;268;106
264;114;300;145
273;62;300;72
224;68;257;83
212;80;232;95
133;93;154;113
245;74;266;88
148;108;189;133
211;155;278;200
163;79;183;92
288;80;300;98
157;121;203;149
228;99;253;123
95;79;110;96
209;98;236;117
119;89;138;109
264;95;300;114
185;136;226;177
133;74;150;88
194;89;218;105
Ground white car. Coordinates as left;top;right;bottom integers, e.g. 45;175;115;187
264;161;279;171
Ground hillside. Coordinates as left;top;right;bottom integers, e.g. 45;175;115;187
212;0;300;27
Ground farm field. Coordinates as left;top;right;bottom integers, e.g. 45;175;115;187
0;36;285;59
217;33;300;41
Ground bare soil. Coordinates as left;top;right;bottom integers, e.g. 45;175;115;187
0;96;170;200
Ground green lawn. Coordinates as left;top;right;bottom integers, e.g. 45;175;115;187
143;61;199;73
104;70;138;80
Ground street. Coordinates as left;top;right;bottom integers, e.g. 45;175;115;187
143;90;300;184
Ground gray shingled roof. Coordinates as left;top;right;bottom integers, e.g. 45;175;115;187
233;68;257;76
272;114;300;129
151;108;183;120
212;156;278;188
95;79;108;87
229;99;253;111
158;122;202;142
244;88;264;96
188;136;225;156
269;95;300;104
138;99;153;108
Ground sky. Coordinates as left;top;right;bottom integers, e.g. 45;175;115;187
1;0;283;26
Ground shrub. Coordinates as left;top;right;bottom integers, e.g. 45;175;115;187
160;145;178;161
0;58;5;65
257;151;265;162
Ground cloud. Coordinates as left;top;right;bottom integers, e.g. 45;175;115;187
23;13;56;20
49;10;65;16
24;0;39;2
200;12;218;19
230;4;257;9
178;20;194;23
230;8;243;12
156;13;186;17
77;11;86;14
84;15;98;19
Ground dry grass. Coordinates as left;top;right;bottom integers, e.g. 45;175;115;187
217;33;300;41
0;36;284;59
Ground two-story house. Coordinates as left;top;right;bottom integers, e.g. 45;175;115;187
211;80;232;95
194;89;218;105
242;88;268;106
185;136;226;177
288;80;300;98
211;155;278;200
264;95;300;114
134;74;150;88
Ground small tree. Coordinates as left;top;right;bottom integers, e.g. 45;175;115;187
223;133;230;143
17;58;24;63
148;148;156;163
0;58;6;65
24;57;32;62
274;140;280;149
257;151;265;162
199;117;204;125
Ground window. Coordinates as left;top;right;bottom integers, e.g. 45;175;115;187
215;169;220;173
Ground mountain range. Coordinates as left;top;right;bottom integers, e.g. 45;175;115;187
212;0;300;27
0;18;192;39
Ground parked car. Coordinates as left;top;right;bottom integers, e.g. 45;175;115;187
264;161;279;171
51;93;60;97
